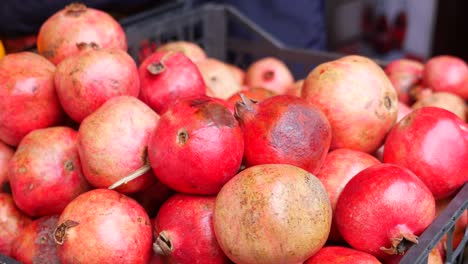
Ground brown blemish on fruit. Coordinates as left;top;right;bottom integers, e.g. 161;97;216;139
65;3;87;17
64;160;75;171
384;96;392;110
42;50;55;59
364;99;373;109
177;128;189;145
196;102;236;128
54;220;79;245
76;42;99;51
263;70;275;81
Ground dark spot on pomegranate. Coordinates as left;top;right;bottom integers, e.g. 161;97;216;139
210;76;218;82
43;50;55;59
64;160;75;171
137;217;143;223
263;70;275;82
19;167;27;173
319;69;325;74
54;220;79;245
141;147;148;163
39;236;47;244
384;96;392;109
177;128;189;146
364;99;373;109
147;62;166;75
196;103;236;128
189;97;211;107
76;42;99;51
65;3;87;17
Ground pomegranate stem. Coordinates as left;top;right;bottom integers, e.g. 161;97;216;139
108;163;151;190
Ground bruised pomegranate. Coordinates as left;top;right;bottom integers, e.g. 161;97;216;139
226;63;245;85
0;141;14;191
383;107;468;199
153;194;229;263
197;58;242;99
335;164;435;259
302;55;398;153
423;55;468;99
384;59;424;104
411;92;466;121
78;96;159;193
37;3;127;65
54;189;152;263
245;57;294;94
156;41;207;64
11;215;60;264
226;87;276;109
0;52;63;146
316;148;380;242
304;246;381;264
8;127;90;217
55;44;140;122
0;193;31;256
214;164;332;264
236;95;331;174
148;96;243;195
139;51;206;114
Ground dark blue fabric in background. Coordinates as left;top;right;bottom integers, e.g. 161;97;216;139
0;0;326;50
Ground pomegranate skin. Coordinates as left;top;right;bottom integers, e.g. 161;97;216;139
0;141;14;190
11;215;60;264
236;95;331;174
8;127;90;217
384;59;424;104
139;51;206;114
383;107;468;199
302;55;398;153
397;101;412;122
214;164;332;264
316;148;380;242
37;3;127;65
0;193;32;256
78;96;159;193
148;96;244;195
411;91;466;121
304;246;381;264
0;52;63;146
245;57;294;94
156;41;207;64
335;163;436;259
153;194;229;264
197;58;242;100
423;55;468;99
54;189;152;264
227;87;276;109
55;47;140;122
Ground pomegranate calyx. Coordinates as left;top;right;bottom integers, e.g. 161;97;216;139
76;42;100;51
234;93;257;120
147;62;166;75
108;162;151;190
54;220;79;245
153;231;173;256
380;232;419;255
65;3;87;16
263;70;275;81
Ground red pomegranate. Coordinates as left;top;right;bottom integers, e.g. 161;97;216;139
11;215;60;264
0;141;14;190
8;126;90;217
139;51;206;114
423;55;468;99
0;52;63;146
411;92;466;121
302;55;398;153
0;193;31;256
383;107;468;199
157;41;207;64
335;164;436;259
226;63;245;85
148;96;244;195
384;59;424;104
226;87;276;109
397;101;412;122
54;189;152;263
153;194;229;263
78;96;159;193
55;44;140;122
130;180;175;218
245;57;294;94
304;246;381;264
197;58;242;100
316;148;380;242
236;95;331;174
285;79;304;97
214;164;332;264
37;3;127;65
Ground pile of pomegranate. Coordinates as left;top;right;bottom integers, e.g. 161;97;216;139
0;4;467;264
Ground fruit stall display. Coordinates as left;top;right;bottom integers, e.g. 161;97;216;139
0;2;467;264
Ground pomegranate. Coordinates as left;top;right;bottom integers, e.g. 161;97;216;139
397;101;412;122
130;180;175;218
153;194;229;263
10;215;60;264
226;87;276;109
156;41;207;63
335;163;436;259
0;141;14;191
78;96;159;193
148;96;243;195
37;3;127;65
411;92;466;121
139;51;206;114
383;107;468;199
0;52;63;146
236;94;331;174
197;58;242;99
304;246;381;264
55;44;140;122
423;55;468;99
245;57;294;94
0;193;31;256
302;55;398;153
54;189;152;263
384;59;424;104
8;126;90;217
214;164;332;264
226;63;245;85
285;79;304;97
316;148;380;242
